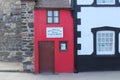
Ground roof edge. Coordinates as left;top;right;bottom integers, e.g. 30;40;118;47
34;0;72;9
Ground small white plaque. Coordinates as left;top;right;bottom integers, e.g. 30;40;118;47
46;27;63;38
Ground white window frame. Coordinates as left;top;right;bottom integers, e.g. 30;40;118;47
96;31;115;55
96;0;115;5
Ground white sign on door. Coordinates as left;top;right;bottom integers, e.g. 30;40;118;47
46;27;63;38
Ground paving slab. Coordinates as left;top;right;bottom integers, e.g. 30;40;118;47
0;71;120;80
0;61;22;71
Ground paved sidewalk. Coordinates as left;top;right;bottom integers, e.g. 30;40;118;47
0;62;22;71
0;71;120;80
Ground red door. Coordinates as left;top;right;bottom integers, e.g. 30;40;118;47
39;41;54;73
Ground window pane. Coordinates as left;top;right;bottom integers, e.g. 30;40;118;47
54;11;58;16
61;43;66;50
48;11;52;16
96;31;115;55
60;41;67;51
54;17;59;23
98;33;101;37
97;0;105;3
97;0;115;4
106;33;109;37
110;33;113;37
102;33;105;37
48;17;52;23
47;10;59;24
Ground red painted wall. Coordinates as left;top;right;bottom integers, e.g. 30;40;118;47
34;9;74;73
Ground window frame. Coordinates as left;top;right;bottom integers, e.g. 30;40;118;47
59;41;68;52
93;0;120;6
96;0;116;5
96;31;115;55
91;27;120;56
47;10;59;24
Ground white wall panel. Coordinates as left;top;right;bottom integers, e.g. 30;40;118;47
77;0;94;5
77;25;81;31
77;7;120;55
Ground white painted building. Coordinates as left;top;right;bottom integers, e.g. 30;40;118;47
73;0;120;72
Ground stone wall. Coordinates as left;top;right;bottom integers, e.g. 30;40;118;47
0;0;22;62
21;1;35;72
0;0;34;72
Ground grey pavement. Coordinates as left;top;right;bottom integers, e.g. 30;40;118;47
0;71;120;80
0;62;22;71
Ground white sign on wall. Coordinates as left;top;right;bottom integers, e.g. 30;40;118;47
46;27;63;38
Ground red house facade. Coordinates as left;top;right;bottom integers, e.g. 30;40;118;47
34;0;74;73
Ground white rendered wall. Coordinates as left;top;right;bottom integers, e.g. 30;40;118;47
77;0;120;5
77;7;120;55
77;0;94;5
